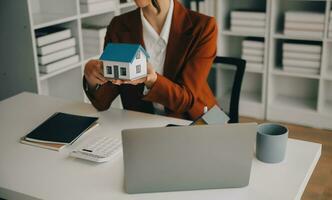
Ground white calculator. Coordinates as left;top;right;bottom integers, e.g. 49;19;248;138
70;136;122;162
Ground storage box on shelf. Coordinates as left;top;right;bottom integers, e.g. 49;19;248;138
271;0;326;40
38;20;82;77
220;35;268;75
217;0;268;36
270;38;322;79
230;10;266;35
283;11;325;39
35;25;80;74
282;41;322;75
241;38;265;72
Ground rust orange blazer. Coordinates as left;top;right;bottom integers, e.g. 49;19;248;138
83;0;218;120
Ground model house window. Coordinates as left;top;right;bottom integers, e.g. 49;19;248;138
136;65;141;74
106;66;112;74
136;51;140;59
120;67;127;76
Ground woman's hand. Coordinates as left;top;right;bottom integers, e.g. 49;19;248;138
84;60;108;88
111;63;157;89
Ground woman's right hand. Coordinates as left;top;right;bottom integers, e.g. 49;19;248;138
84;59;108;88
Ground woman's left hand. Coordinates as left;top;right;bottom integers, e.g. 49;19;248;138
111;63;157;89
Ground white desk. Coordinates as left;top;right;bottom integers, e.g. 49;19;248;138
0;92;321;200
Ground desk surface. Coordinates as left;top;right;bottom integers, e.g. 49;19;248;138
0;92;321;200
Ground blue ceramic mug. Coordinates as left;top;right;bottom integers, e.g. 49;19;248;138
256;123;288;163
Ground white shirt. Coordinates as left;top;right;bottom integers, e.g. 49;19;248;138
141;0;174;114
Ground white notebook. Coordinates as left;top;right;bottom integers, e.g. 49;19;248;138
283;51;321;62
285;11;325;23
284;29;323;38
283;66;320;75
36;27;71;47
242;40;265;49
242;47;264;56
231;19;265;27
38;47;76;65
231;11;266;20
37;38;76;55
282;59;320;69
231;26;265;34
39;55;79;74
284;21;324;31
283;43;321;54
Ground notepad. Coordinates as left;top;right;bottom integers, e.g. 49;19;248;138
21;112;98;151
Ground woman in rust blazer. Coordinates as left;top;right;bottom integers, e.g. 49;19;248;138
83;0;218;120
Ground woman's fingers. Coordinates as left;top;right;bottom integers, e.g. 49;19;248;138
111;79;124;85
93;71;107;83
86;75;105;86
123;77;146;85
95;60;103;72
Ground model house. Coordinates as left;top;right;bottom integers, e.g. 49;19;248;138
100;43;149;80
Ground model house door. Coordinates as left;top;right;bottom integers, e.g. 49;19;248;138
114;65;119;79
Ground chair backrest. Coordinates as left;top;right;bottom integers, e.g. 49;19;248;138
208;56;246;123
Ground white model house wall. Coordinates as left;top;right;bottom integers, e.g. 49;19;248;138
103;61;129;79
129;56;147;80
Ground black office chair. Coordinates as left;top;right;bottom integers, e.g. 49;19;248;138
208;56;246;123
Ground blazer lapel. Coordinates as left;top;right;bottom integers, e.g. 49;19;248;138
163;1;194;81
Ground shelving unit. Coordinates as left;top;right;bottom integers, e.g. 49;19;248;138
268;0;332;129
215;0;270;119
193;0;332;129
29;0;79;29
0;0;136;108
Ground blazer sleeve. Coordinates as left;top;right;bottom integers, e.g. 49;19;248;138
83;17;120;111
142;17;218;119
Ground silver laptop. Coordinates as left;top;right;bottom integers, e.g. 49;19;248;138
121;123;257;194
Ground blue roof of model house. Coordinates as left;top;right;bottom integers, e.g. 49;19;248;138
100;43;149;63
